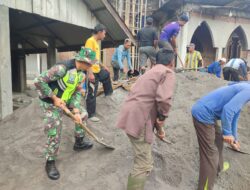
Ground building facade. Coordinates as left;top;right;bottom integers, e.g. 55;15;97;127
153;0;250;67
0;0;134;119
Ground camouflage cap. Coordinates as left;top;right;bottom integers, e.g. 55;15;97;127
75;47;97;65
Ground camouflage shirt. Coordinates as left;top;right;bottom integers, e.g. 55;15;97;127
34;64;85;110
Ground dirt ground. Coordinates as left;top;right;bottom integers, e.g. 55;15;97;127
1;71;250;190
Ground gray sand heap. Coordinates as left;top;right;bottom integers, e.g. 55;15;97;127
0;71;250;190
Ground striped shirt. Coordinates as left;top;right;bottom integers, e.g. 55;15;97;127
185;50;202;69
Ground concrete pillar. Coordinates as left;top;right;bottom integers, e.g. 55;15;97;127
18;52;27;92
177;21;189;68
0;6;13;119
216;47;223;60
37;54;42;74
47;38;56;69
11;50;27;93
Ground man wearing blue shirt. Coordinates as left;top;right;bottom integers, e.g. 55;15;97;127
191;83;250;190
111;39;133;82
207;58;226;78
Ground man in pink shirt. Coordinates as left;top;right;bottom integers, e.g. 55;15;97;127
116;48;176;189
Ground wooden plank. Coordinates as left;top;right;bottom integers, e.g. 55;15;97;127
10;0;17;9
0;0;15;9
16;0;32;12
58;0;67;21
71;0;78;26
66;0;72;24
32;0;42;15
3;0;97;29
40;0;47;17
45;0;58;20
97;83;123;96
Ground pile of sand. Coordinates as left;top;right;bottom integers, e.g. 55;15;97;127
1;71;250;190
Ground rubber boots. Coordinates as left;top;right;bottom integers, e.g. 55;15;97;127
127;175;146;190
45;160;60;180
73;136;93;151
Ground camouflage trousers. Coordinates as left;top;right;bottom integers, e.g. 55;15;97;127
39;100;88;161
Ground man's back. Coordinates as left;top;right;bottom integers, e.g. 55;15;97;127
192;83;250;123
127;64;175;106
208;61;221;77
224;58;247;79
112;45;127;60
160;22;180;42
85;36;100;73
85;36;100;60
137;26;158;47
225;59;242;69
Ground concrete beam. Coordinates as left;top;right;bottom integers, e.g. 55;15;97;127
0;6;13;119
1;0;98;29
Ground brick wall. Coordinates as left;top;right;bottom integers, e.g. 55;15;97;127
103;48;115;79
57;51;75;61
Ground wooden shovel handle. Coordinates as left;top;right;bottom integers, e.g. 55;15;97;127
176;52;184;68
62;106;100;141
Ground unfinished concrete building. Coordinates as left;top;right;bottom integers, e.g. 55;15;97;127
0;0;134;119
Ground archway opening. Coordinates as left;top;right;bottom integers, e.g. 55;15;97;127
226;26;248;60
190;22;215;66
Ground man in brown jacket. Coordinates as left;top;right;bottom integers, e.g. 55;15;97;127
116;48;176;190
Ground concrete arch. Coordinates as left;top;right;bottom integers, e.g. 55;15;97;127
192;21;215;47
187;20;215;47
226;25;249;59
227;25;248;50
190;21;216;65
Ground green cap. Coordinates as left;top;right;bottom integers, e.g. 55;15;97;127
75;47;97;64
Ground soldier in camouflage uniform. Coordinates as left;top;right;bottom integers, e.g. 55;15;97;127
34;47;96;180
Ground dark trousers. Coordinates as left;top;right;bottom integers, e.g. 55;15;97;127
193;117;223;190
223;67;240;81
86;68;113;117
113;67;120;81
158;40;173;51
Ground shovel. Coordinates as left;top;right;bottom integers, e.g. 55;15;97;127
154;132;172;144
227;146;250;155
62;107;115;150
176;52;184;68
154;122;172;144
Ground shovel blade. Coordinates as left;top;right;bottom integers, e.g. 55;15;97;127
154;132;172;144
227;146;250;155
96;139;115;150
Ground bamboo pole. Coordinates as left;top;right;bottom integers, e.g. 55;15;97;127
144;0;147;26
139;0;143;29
125;0;130;26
